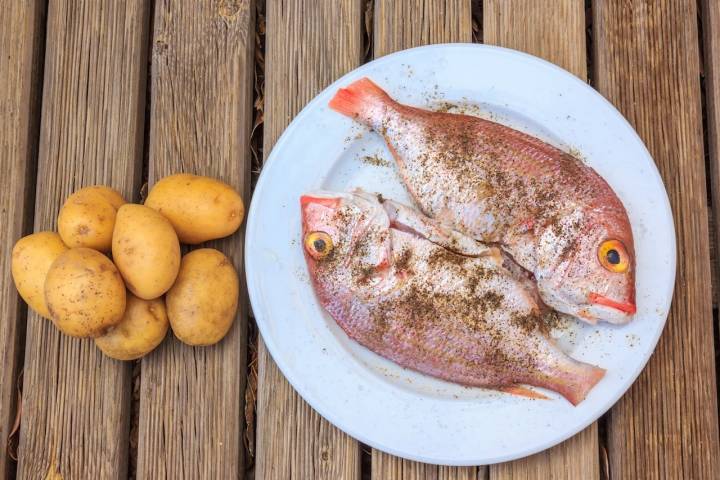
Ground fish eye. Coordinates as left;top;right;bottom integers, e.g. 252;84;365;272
598;239;629;273
304;231;333;259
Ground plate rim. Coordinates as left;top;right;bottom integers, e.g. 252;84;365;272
245;42;677;465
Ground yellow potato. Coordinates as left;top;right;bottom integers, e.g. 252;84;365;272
11;232;68;319
112;204;180;300
166;248;238;346
45;248;126;337
95;293;169;360
145;173;244;244
58;186;127;252
81;185;126;209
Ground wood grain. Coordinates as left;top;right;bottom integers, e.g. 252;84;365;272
594;1;720;478
482;1;599;478
16;1;150;478
255;1;363;479
483;0;587;79
372;451;478;480
702;0;720;309
488;426;597;480
136;1;254;478
371;1;475;478
373;0;472;58
0;0;46;477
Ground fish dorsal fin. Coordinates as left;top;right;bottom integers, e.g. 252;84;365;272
382;199;496;258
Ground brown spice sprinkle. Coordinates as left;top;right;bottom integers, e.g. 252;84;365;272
511;309;564;335
476;291;503;312
394;248;412;272
409;111;583;248
427;248;467;269
361;154;390;167
356;264;376;285
542;310;563;331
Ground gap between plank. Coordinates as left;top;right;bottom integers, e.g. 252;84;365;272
2;1;48;477
127;3;156;479
360;2;372;476
697;0;720;438
585;2;609;478
245;2;266;478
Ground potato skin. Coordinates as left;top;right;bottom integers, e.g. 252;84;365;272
95;293;169;360
77;185;126;209
11;232;68;319
167;248;239;346
58;186;127;252
45;248;126;337
145;174;244;244
112;204;181;300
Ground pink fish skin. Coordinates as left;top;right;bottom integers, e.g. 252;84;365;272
301;191;605;405
329;78;636;325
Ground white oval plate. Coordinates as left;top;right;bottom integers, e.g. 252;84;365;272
245;44;676;466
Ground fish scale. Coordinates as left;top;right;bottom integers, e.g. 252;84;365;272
301;191;605;405
329;77;636;324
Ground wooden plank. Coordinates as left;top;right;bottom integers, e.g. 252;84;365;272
372;451;478;480
703;0;720;308
710;208;717;305
0;0;46;477
136;1;254;478
483;0;586;79
594;1;720;478
482;1;599;479
255;1;363;479
16;1;150;478
371;1;475;478
373;0;472;58
488;426;597;480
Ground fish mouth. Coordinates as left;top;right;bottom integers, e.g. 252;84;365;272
588;292;636;315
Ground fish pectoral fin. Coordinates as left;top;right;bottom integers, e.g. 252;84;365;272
498;385;550;401
382;199;493;257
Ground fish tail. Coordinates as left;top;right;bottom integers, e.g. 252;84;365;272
329;77;393;126
529;357;605;406
544;361;605;406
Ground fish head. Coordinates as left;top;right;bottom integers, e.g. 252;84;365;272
538;208;636;324
300;190;393;291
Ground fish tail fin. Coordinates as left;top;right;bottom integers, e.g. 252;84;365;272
546;361;606;406
329;77;394;125
499;385;550;401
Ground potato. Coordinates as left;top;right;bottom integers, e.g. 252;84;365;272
166;248;239;346
95;293;169;360
45;248;126;337
11;232;68;319
82;185;126;209
112;204;180;299
58;186;127;252
145;173;244;244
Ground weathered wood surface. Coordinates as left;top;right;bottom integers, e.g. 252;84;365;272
488;426;597;480
255;1;363;479
17;1;150;478
483;0;587;79
373;0;472;59
0;0;46;477
372;451;478;480
137;1;254;478
6;1;720;478
371;1;475;477
482;1;599;479
594;1;720;478
703;0;720;309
